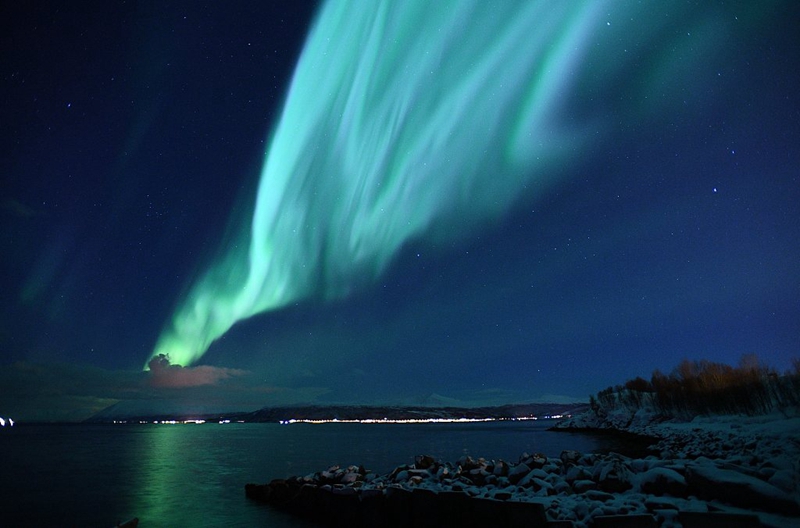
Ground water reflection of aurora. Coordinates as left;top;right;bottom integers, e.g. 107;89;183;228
130;424;270;525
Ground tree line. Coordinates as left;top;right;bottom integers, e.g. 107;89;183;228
590;354;800;418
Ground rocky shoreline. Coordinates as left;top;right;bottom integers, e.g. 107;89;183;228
246;412;800;527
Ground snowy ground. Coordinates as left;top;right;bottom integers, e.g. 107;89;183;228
547;409;800;527
268;410;800;527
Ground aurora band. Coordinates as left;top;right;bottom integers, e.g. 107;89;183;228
149;0;749;367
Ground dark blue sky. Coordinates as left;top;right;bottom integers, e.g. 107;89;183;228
2;1;798;421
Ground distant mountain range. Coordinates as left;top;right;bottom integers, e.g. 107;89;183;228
85;402;587;424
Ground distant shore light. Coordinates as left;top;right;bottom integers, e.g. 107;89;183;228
276;416;562;425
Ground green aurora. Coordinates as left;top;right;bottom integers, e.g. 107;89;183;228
149;0;769;368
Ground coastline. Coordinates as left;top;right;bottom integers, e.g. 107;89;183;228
547;425;661;460
247;410;800;527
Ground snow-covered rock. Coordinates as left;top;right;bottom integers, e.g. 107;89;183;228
635;467;688;498
686;461;800;516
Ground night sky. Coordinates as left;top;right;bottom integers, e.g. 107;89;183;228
2;1;798;422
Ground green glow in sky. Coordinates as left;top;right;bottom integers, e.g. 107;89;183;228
149;0;732;367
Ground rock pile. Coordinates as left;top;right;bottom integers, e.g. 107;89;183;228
247;447;798;527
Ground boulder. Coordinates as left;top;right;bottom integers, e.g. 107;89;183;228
492;490;513;501
244;483;270;502
531;477;553;495
266;479;293;505
584;489;614;502
393;470;409;483
560;450;582;467
572;479;597;493
596;458;633;493
686;462;800;515
552;479;573;495
320;465;340;481
331;484;356;496
340;471;361;484
637;467;688;497
768;469;796;494
519;452;548;469
414;454;437;470
468;467;490;485
564;466;592;483
457;455;476;470
518;468;549;487
493;460;510;477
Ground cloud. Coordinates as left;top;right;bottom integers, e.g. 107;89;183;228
146;354;246;388
0;360;330;422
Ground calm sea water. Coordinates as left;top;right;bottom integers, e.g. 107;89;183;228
0;420;630;527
